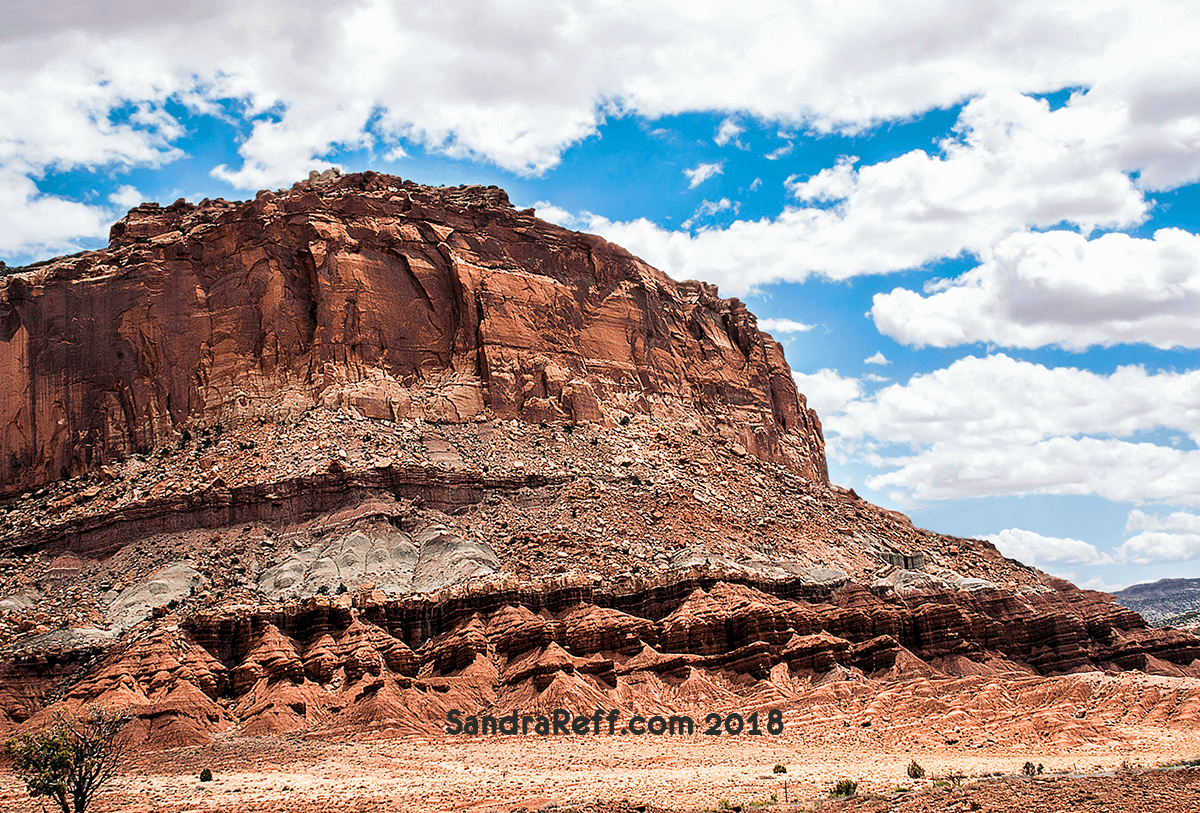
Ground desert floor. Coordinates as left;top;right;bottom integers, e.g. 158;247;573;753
3;723;1199;813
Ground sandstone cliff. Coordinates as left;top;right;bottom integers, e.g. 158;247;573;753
0;171;825;498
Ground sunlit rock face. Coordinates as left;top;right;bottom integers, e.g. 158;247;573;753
0;171;826;498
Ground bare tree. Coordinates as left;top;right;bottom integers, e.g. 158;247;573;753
4;705;132;813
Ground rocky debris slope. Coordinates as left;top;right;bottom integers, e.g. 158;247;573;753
0;170;825;498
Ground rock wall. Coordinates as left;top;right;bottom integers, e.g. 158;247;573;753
0;172;826;497
6;577;1200;746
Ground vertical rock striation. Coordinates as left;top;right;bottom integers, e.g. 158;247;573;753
0;172;826;497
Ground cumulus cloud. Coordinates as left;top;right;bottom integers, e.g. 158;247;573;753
988;528;1113;566
0;2;1197;234
757;318;814;335
107;185;144;210
683;162;724;189
864;351;890;365
0;168;112;257
871;228;1200;350
791;368;862;418
1079;575;1126;592
528;200;582;229
814;354;1200;504
596;89;1165;294
1116;532;1200;564
1115;509;1200;563
714;117;745;147
1126;509;1200;534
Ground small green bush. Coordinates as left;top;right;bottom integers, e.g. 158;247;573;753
619;415;632;426
1022;761;1043;777
907;760;925;780
829;779;857;798
773;764;787;774
199;768;212;782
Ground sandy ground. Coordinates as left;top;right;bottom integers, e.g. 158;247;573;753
3;724;1199;813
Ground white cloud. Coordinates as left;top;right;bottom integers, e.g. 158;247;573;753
5;1;1200;262
585;91;1161;295
528;200;582;229
815;354;1200;504
1116;532;1200;564
0;168;112;257
764;142;793;160
714;117;745;147
683;162;724;189
1125;509;1200;534
757;318;814;335
107;184;144;210
681;197;738;228
1115;509;1200;564
1079;575;1125;592
864;351;890;365
871;228;1200;350
791;368;862;417
988;528;1113;566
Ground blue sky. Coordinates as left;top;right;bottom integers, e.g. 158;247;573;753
5;1;1200;591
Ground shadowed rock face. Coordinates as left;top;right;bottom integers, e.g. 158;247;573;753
0;171;826;498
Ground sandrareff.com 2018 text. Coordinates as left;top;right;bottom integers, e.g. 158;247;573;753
445;708;785;736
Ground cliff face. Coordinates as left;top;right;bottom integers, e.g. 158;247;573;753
0;171;825;497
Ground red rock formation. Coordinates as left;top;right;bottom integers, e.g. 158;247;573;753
0;172;826;498
2;172;1198;751
1;575;1189;746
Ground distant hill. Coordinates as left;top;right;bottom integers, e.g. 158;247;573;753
1114;578;1200;626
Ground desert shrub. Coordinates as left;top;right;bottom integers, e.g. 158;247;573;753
619;415;632;426
829;779;857;798
773;764;787;774
907;760;926;780
1022;761;1043;777
199;768;212;782
4;705;131;813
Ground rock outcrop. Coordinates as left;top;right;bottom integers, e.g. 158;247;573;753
0;173;1197;750
0;171;825;498
5;575;1199;748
